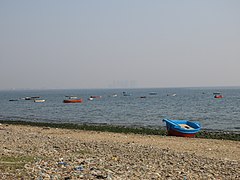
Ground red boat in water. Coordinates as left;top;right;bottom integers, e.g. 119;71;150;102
214;95;223;98
213;92;223;99
63;99;83;103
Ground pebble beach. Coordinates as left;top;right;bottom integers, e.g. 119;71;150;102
0;124;240;179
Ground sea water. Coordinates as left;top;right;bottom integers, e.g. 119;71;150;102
0;88;240;131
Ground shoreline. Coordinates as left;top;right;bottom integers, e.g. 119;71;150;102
1;120;240;141
1;123;240;179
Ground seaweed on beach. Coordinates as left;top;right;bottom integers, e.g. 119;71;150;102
0;120;239;141
196;130;240;141
0;120;166;135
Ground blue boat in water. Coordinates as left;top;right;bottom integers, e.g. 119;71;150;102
162;119;201;137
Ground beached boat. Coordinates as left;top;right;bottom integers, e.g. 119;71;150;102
63;98;83;103
162;119;201;137
34;99;46;103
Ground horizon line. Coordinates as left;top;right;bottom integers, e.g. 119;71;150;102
1;85;240;91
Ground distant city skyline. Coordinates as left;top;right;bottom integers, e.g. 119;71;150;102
1;0;240;90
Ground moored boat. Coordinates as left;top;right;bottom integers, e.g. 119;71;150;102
123;92;131;96
167;93;177;97
214;94;223;98
63;99;83;103
213;92;223;98
25;96;40;100
34;99;46;103
9;99;19;101
65;96;78;99
162;119;201;137
149;92;157;95
90;95;102;99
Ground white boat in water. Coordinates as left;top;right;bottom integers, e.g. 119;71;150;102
65;96;78;99
34;99;46;103
167;93;177;97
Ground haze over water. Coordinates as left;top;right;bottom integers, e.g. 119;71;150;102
1;1;240;90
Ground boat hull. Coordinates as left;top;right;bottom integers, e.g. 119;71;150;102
163;119;201;137
214;95;223;98
63;99;83;103
34;99;45;103
167;129;197;137
90;96;102;99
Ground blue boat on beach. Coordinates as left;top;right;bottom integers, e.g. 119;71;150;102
162;119;201;137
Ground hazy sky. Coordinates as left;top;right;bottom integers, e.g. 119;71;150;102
1;0;240;90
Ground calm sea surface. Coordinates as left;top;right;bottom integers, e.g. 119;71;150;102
0;88;240;131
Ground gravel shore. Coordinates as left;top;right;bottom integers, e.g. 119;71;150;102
0;124;239;179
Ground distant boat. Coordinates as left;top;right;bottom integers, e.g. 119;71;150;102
25;97;31;100
9;99;19;101
167;93;176;97
64;96;83;103
162;119;201;137
90;95;102;99
88;96;102;101
88;97;94;101
63;99;83;103
214;95;223;98
123;92;131;96
213;92;223;98
34;99;46;103
65;96;78;99
149;92;157;95
25;96;40;100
